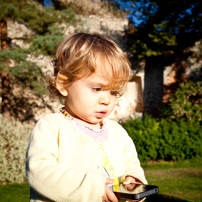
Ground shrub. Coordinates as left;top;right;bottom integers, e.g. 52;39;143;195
122;115;202;162
170;81;202;123
30;26;64;56
0;0;77;34
0;115;32;183
0;48;46;95
161;81;202;123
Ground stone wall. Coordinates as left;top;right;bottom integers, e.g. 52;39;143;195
5;15;128;51
144;39;202;117
79;15;128;51
6;19;34;49
108;73;144;122
163;40;202;103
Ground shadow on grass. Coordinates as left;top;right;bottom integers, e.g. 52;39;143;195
145;194;189;202
0;184;190;202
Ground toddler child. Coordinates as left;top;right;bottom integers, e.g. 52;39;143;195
26;32;147;202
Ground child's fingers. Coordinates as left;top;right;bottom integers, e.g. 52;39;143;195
123;176;136;184
123;176;142;191
125;183;137;191
103;185;118;202
105;178;114;185
123;179;130;185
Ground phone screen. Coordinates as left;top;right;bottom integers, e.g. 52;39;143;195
112;183;159;200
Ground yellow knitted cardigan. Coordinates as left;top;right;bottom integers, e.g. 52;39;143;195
26;113;147;202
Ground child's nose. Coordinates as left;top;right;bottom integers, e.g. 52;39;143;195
99;91;111;105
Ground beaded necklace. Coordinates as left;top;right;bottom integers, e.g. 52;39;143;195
59;107;103;129
59;107;107;142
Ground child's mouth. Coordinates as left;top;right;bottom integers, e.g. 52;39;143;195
96;111;107;118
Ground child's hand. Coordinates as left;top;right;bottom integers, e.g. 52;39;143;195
123;176;136;184
123;176;141;191
102;178;118;202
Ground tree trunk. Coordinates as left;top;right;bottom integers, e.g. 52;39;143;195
143;59;164;118
0;19;11;120
1;70;10;120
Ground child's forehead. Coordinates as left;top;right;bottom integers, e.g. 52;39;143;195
81;71;121;91
81;72;109;86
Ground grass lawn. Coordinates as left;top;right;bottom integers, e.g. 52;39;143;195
143;158;202;202
0;159;201;202
0;183;29;202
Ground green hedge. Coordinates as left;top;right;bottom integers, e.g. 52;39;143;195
0;115;32;183
122;115;202;162
1;113;202;183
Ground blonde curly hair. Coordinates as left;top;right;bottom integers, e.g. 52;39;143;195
47;32;131;104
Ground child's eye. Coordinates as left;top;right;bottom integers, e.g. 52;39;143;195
92;87;102;92
111;91;120;97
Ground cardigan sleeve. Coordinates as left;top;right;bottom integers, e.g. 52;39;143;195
26;116;105;202
121;128;147;185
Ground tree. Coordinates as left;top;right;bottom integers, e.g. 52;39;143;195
0;0;77;121
114;0;202;117
0;19;11;119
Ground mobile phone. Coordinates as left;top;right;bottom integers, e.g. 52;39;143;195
112;183;159;200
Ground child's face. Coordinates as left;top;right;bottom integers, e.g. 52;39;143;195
64;71;117;126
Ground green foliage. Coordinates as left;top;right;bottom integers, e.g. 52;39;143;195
0;183;29;201
30;26;64;56
161;81;202;123
0;115;32;183
130;39;162;59
130;24;177;59
122;115;202;162
13;61;46;94
0;1;21;20
129;23;174;60
0;48;27;66
0;0;79;97
170;81;202;122
122;0;202;61
0;48;46;94
0;0;77;34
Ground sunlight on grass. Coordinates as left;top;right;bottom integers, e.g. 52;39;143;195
143;159;202;202
0;183;29;202
0;159;202;202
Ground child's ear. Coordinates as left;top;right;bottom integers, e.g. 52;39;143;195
56;83;68;96
56;74;68;96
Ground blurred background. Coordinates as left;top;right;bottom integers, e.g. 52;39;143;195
0;0;202;201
